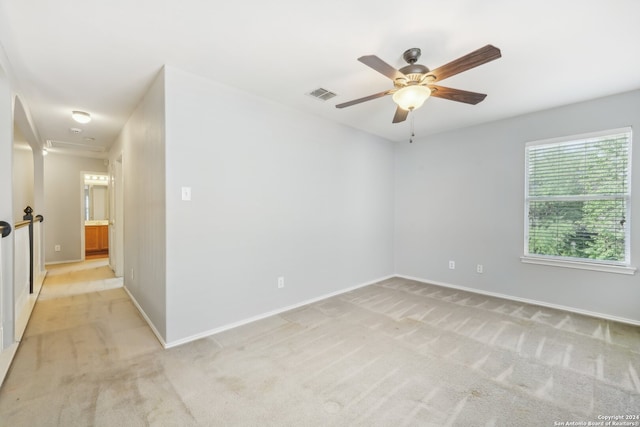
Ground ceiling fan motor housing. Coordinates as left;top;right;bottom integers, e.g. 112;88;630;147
398;64;430;78
397;48;431;86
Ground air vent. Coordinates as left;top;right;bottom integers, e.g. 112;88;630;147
307;88;337;101
46;139;105;153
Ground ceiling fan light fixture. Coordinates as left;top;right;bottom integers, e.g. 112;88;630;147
71;110;91;124
392;85;431;111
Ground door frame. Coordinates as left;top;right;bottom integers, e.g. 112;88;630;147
110;154;124;277
80;170;109;260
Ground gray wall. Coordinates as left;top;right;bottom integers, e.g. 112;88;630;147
12;143;34;221
109;69;167;340
163;66;395;344
43;153;107;263
394;89;640;323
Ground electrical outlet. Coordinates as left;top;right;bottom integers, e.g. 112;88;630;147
448;260;455;270
54;244;61;252
277;276;284;289
477;264;484;274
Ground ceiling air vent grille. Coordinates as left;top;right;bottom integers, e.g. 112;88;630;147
307;88;337;101
46;139;105;153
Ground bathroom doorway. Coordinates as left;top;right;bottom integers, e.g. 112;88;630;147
82;172;109;259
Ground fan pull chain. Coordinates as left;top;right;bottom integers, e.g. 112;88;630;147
409;111;415;143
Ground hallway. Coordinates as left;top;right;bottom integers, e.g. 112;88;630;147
0;259;161;425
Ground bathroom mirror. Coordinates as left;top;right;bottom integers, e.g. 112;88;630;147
84;174;109;222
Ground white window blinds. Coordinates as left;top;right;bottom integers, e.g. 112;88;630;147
525;128;632;265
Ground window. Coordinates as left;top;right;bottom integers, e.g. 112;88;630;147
524;127;632;272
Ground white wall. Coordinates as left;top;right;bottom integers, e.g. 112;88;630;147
394;89;640;324
163;66;395;344
43;153;107;263
109;69;167;339
0;50;44;350
12;139;34;329
0;56;14;349
13;226;29;333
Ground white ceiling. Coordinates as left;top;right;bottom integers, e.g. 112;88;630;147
1;0;640;155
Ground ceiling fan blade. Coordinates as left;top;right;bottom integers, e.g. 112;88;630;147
335;90;392;109
428;45;501;82
392;107;409;123
358;55;407;81
430;85;487;105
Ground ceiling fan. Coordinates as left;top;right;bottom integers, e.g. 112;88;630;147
336;45;502;123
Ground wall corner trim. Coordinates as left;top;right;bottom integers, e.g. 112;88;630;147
123;286;168;349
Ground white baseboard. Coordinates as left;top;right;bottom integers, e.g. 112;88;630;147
164;274;396;349
396;274;640;327
2;270;47;387
45;258;83;266
0;342;19;388
15;270;47;342
123;286;167;348
34;269;47;295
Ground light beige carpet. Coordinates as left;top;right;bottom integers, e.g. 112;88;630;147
1;261;639;426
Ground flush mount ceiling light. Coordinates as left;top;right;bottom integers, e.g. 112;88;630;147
71;110;91;124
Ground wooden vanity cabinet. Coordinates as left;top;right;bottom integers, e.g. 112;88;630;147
85;224;109;254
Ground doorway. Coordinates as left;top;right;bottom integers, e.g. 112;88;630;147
81;172;109;259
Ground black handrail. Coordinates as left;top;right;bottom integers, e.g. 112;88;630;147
14;212;44;229
24;206;34;294
13;206;44;294
0;220;11;238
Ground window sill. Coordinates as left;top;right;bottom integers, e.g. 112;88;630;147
520;256;636;275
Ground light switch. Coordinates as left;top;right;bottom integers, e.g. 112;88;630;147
181;186;191;201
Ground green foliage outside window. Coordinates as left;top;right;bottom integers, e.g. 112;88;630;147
526;131;630;263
